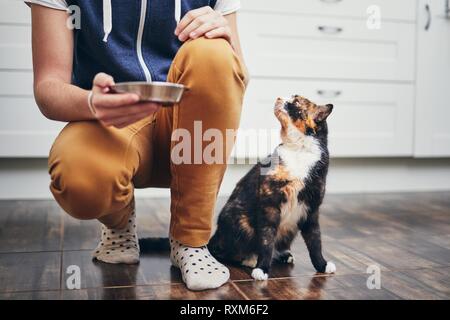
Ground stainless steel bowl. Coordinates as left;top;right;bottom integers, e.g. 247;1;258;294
111;81;188;106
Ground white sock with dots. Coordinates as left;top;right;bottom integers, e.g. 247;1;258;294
170;238;230;291
92;209;139;264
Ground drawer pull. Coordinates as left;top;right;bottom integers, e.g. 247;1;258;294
318;25;343;34
317;90;342;98
425;4;431;31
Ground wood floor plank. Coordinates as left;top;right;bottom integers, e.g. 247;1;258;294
0;200;62;253
340;236;442;270
62;250;147;289
323;287;400;300
397;267;450;298
63;216;99;251
61;283;244;300
381;235;450;266
380;270;447;299
234;276;344;300
0;290;60;300
0;252;61;293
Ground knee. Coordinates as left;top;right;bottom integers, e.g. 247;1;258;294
178;37;239;75
49;145;131;221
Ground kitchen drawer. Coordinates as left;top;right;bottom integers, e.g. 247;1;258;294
0;25;32;70
0;97;64;157
0;71;33;96
234;79;414;158
241;0;417;22
238;12;416;81
0;0;30;24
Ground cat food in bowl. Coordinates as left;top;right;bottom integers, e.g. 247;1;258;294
110;81;188;106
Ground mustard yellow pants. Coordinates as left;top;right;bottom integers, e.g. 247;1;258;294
48;37;247;247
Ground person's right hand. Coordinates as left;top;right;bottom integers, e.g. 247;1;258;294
90;73;161;128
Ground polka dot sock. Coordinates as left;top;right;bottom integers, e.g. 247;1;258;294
170;238;230;291
92;209;139;264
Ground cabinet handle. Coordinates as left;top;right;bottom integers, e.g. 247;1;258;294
317;90;342;98
446;0;450;19
318;25;343;34
425;4;431;31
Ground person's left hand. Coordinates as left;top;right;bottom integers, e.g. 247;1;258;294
175;6;231;44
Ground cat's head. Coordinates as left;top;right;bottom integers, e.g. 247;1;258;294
274;95;333;143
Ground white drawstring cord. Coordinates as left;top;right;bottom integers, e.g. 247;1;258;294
103;0;112;42
175;0;181;23
103;0;180;41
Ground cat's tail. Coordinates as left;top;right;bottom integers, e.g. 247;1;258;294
138;236;221;255
138;237;170;252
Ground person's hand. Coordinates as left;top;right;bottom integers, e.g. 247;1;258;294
175;6;231;44
90;73;161;129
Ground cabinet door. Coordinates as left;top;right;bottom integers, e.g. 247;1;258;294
414;0;450;157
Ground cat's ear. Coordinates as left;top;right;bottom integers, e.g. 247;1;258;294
316;104;333;122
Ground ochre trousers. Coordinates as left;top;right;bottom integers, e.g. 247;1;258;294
48;37;247;247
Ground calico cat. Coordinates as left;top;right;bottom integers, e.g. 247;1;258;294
208;95;336;280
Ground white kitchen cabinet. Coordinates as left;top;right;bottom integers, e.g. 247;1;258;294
241;0;416;22
1;0;447;159
236;79;414;158
0;24;32;70
0;2;63;157
238;12;416;81
414;0;450;157
0;97;65;157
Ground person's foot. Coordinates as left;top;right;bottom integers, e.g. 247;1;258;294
170;238;230;291
92;209;139;264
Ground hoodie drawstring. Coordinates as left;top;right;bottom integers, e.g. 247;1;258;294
103;0;181;42
175;0;181;23
103;0;112;42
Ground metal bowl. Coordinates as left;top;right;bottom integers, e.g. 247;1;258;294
111;81;188;106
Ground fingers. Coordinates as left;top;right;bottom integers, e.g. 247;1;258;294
175;6;213;37
178;14;210;41
175;6;230;42
93;72;115;94
205;26;231;42
90;72;161;128
92;92;140;109
190;15;227;40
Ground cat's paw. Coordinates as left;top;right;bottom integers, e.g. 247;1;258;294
325;261;336;274
251;268;269;281
275;251;295;264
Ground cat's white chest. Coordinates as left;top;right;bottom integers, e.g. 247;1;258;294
276;136;322;182
275;136;322;238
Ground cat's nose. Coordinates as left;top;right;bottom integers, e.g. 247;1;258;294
326;104;334;110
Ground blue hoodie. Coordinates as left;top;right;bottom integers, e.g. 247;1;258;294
25;0;241;89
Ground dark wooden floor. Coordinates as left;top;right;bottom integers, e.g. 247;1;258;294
0;192;449;300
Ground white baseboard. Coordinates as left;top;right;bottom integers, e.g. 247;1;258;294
1;158;450;200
